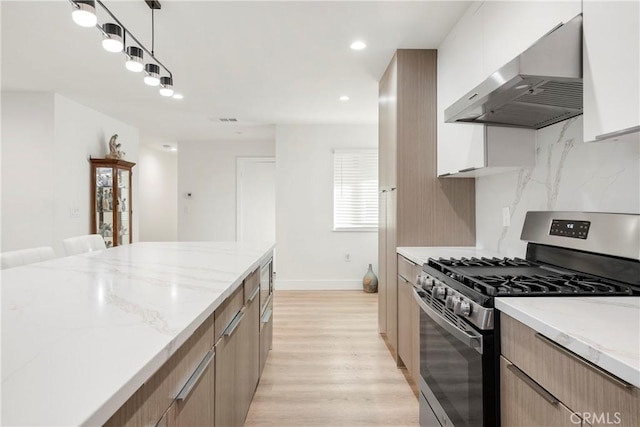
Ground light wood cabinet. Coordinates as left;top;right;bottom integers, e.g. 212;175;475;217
500;313;640;427
500;356;577;427
437;1;581;177
215;268;262;427
583;0;640;143
396;254;422;384
259;298;273;376
237;290;260;422
172;350;215;427
378;49;475;360
90;158;135;247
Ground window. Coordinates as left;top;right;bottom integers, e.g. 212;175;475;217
333;149;378;231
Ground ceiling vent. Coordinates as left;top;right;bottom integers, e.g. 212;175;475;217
219;118;238;122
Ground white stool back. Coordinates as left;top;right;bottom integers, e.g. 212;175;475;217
62;234;107;256
0;247;56;270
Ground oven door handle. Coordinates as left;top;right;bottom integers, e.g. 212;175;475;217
413;288;483;354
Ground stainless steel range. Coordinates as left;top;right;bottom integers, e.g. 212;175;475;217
415;211;640;427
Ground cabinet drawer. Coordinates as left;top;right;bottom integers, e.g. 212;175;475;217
501;356;577;427
244;268;260;305
398;255;421;285
103;314;214;427
501;313;640;427
215;285;244;342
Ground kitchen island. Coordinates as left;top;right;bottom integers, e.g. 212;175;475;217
1;241;274;426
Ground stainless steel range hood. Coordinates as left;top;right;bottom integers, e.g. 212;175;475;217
445;14;583;129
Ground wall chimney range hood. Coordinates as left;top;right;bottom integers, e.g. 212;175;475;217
445;14;583;130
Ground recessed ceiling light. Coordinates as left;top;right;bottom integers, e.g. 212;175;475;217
170;147;178;152
172;93;184;100
339;95;350;101
350;41;366;50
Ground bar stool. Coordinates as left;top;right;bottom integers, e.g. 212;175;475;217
62;234;107;256
0;246;56;270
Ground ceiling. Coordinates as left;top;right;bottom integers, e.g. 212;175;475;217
1;1;470;149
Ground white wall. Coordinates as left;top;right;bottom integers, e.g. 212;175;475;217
177;140;275;241
1;92;56;252
275;124;378;290
476;116;640;257
138;146;178;241
1;92;140;255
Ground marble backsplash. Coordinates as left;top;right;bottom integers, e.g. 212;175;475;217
476;116;640;257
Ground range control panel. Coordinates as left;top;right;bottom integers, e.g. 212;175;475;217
550;219;591;239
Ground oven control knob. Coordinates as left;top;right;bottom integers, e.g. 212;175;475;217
445;295;459;310
432;286;447;300
454;300;472;317
422;277;434;291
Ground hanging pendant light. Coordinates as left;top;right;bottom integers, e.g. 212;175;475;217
144;64;160;86
102;23;123;53
159;76;174;96
125;46;144;72
71;0;97;28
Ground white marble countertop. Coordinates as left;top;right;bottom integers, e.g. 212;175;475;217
397;246;502;266
496;297;640;388
1;241;275;427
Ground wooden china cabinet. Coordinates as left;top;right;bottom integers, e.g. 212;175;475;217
90;158;135;248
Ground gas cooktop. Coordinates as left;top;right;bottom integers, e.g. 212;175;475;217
427;256;640;297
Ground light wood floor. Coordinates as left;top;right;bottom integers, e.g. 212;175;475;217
244;291;419;427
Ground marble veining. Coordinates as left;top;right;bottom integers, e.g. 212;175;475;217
476;115;640;256
496;296;640;388
1;241;274;427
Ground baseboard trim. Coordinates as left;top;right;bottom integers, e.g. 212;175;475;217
274;279;362;290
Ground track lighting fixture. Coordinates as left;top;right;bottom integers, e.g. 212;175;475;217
101;23;123;53
67;0;180;98
144;64;161;86
159;77;174;97
71;0;97;27
125;46;144;72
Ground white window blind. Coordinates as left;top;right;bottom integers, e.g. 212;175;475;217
333;149;378;231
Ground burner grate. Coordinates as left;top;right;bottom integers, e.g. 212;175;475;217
470;274;635;296
426;256;640;299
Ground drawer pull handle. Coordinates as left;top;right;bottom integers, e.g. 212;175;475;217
507;363;559;406
262;307;273;323
534;333;634;389
223;309;245;337
176;349;215;401
248;286;260;302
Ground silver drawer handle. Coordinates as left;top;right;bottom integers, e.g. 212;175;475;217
534;333;634;389
223;309;245;337
261;307;273;323
248;286;260;302
507;362;559;406
176;349;215;401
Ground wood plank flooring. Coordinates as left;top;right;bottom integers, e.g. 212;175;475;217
244;291;418;427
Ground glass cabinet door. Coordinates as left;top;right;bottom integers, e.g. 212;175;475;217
117;168;131;245
91;158;135;247
95;167;115;248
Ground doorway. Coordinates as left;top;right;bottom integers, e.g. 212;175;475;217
236;157;276;244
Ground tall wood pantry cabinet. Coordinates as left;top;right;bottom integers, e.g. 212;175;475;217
90;158;135;247
378;49;476;370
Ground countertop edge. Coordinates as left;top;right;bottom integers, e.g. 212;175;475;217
82;244;275;426
495;298;640;389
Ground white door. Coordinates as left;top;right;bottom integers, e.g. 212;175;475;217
236;157;276;243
